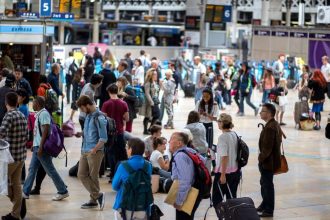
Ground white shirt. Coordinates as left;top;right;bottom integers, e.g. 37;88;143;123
147;36;157;47
193;63;206;87
150;150;163;169
64;56;75;75
321;63;330;82
0;78;6;88
134;66;145;85
216;131;238;173
195;101;219;124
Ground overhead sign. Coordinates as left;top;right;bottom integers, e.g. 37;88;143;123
0;25;54;36
254;30;271;36
309;33;330;39
40;0;52;17
51;12;74;22
290;32;308;38
205;5;232;23
271;31;289;37
19;12;40;19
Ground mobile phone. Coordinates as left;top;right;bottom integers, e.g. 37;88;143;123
163;155;169;161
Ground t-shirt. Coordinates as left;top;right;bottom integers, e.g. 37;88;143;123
79;83;95;119
33;109;51;147
321;63;330;82
215;131;238;174
195;101;219;124
19;104;29;118
150;150;163;169
101;98;128;134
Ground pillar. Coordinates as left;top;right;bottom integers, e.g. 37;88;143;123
199;0;206;48
58;22;65;45
92;1;100;43
261;0;270;26
285;0;292;27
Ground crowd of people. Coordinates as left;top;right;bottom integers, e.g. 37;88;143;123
0;47;329;220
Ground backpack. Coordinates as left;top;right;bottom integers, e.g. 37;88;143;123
326;122;330;139
251;74;257;88
69;60;78;76
120;161;153;213
26;112;36;149
174;150;212;199
127;85;145;109
38;115;67;165
45;88;59;113
234;132;249;169
93;112;117;147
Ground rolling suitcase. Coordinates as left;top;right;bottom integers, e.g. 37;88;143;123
215;183;260;220
183;82;195;97
294;101;309;128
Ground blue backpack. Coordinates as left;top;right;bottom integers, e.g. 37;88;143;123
127;85;145;109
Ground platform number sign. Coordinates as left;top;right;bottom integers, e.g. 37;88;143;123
223;5;232;22
40;0;52;17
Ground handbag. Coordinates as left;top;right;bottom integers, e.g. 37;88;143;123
278;95;288;106
274;143;289;175
149;204;164;220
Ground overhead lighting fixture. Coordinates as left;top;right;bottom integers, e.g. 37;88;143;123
9;43;14;46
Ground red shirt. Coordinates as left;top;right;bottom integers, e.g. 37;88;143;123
101;98;128;134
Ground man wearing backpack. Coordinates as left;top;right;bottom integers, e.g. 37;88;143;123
112;137;153;220
101;83;129;181
23;96;69;201
64;52;77;104
257;103;282;217
47;63;65;98
169;132;204;220
76;95;108;210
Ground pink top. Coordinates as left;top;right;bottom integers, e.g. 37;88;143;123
263;76;275;90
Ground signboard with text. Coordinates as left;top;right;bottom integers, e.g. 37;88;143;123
51;12;74;21
40;0;52;17
205;5;232;23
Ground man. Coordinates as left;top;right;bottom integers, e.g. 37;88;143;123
321;55;330;82
1;49;15;71
139;50;150;72
47;63;64;98
273;54;285;85
15;69;33;97
147;35;157;47
101;83;129;180
79;74;104;129
76;95;107;210
169;132;203;220
160;69;176;129
175;50;190;88
151;59;162;83
257;103;282;217
192;56;206;103
0;74;16;125
99;61;116;109
64;52;76;104
80;47;88;67
0;92;28;220
0;68;11;88
23;96;69;201
118;60;132;85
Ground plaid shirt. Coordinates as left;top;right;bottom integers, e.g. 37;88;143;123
0;109;28;161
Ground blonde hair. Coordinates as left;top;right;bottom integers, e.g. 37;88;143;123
165;69;173;75
279;78;287;88
144;68;156;84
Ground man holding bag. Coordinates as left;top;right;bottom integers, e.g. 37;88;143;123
257;103;282;217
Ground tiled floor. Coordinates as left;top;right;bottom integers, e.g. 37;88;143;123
0;90;329;220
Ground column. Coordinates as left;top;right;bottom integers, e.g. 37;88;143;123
261;0;270;26
92;1;100;43
58;22;65;45
199;0;206;48
231;0;238;46
286;0;292;27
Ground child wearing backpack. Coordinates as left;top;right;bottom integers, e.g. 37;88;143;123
112;138;153;220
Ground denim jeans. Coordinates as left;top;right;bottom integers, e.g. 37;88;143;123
259;164;275;214
194;88;203;103
262;89;271;104
23;146;68;195
239;90;257;113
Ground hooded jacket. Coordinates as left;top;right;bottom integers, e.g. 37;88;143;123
185;122;208;154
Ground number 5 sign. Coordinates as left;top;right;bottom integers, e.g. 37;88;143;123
40;0;52;17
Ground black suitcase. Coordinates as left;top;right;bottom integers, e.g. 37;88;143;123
215;183;260;220
183;82;195;97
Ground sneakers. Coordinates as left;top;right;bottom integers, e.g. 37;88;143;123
313;125;321;130
279;122;286;126
20;198;26;219
97;192;106;211
81;202;98;209
237;112;244;117
52;192;69;201
164;124;174;129
258;211;273;217
30;188;40;195
22;192;29;199
1;213;20;220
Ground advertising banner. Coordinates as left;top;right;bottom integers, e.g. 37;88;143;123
308;40;330;69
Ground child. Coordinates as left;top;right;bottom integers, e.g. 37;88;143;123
274;78;288;126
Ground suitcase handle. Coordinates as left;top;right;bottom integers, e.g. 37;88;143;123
217;182;233;200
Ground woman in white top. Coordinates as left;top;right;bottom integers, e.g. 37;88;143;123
195;88;219;172
212;113;241;207
132;59;145;85
149;137;171;178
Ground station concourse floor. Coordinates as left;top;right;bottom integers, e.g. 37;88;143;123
0;89;329;220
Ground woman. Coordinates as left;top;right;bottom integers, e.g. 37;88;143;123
144;125;162;159
195;88;219;172
149;137;171;178
308;69;328;130
16;88;29;118
184;111;208;155
206;65;215;81
140;68;160;135
69;68;85;120
117;77;137;132
296;71;310;100
212;74;226;110
261;68;275;104
103;49;118;70
274;78;288;126
238;62;259;116
161;69;176;129
212;113;241;207
93;47;103;74
132;59;145;86
84;55;95;83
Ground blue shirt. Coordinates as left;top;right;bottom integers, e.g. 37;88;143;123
112;155;152;210
47;72;63;96
171;146;205;206
82;110;108;153
33;109;51;147
18;104;29;118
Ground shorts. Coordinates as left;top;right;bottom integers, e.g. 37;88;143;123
274;103;286;112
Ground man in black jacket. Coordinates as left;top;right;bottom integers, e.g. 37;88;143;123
0;74;16;125
99;61;116;109
15;69;33;97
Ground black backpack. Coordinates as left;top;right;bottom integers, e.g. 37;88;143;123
235;132;249;169
93;112;117;147
69;60;78;75
326;123;330;139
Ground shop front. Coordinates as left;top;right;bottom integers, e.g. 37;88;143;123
0;21;55;95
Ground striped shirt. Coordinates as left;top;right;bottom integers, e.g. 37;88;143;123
0;109;28;161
